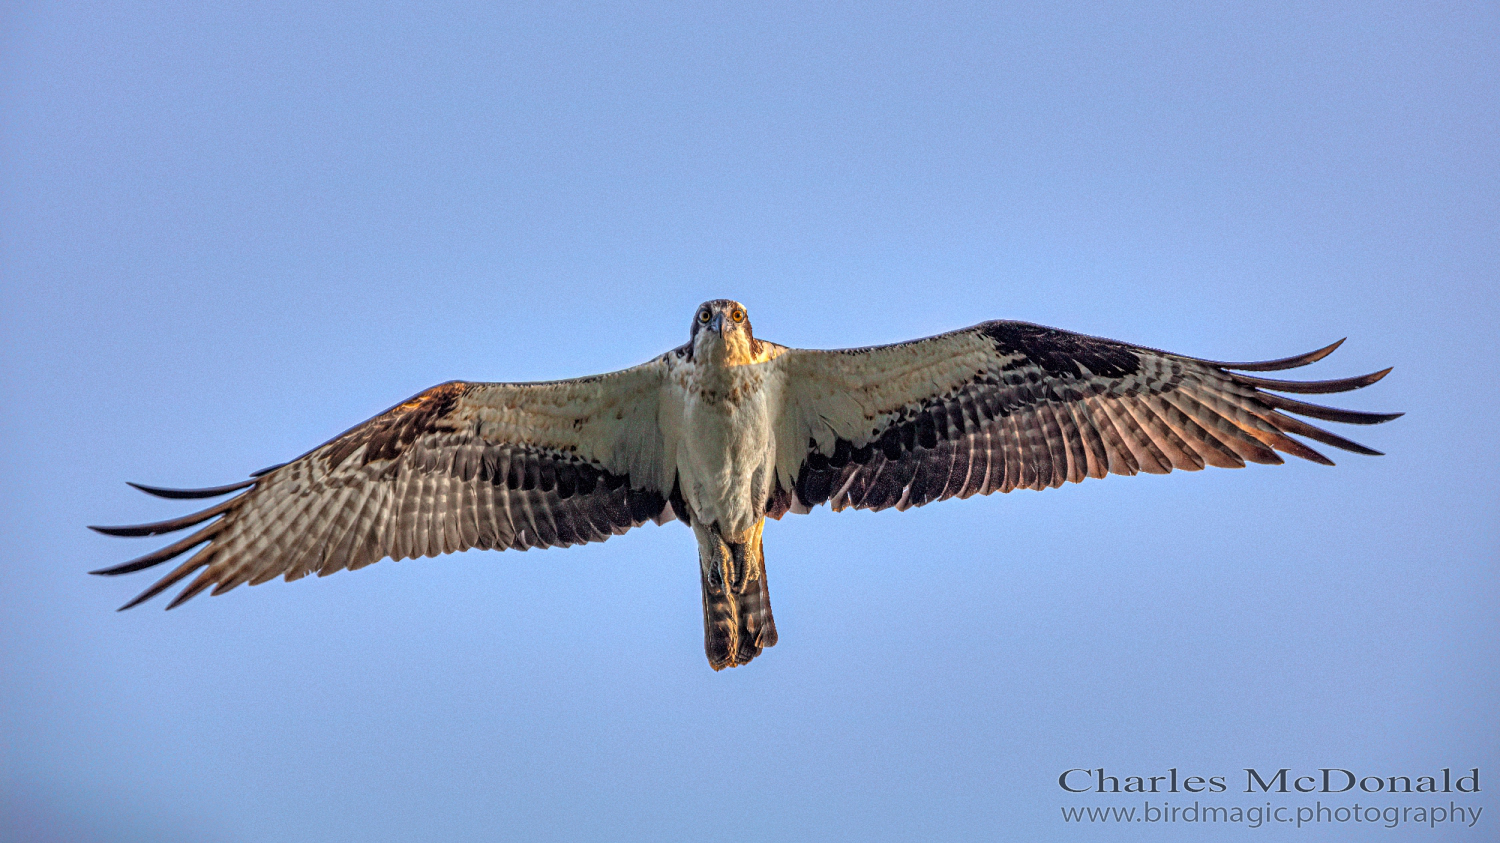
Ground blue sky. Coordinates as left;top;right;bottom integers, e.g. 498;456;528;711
2;3;1495;841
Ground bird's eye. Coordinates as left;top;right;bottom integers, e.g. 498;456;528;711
731;309;745;323
698;310;711;323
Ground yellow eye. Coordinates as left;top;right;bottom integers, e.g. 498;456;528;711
731;309;745;323
698;310;712;323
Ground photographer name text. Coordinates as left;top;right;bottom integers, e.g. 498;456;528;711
1059;767;1480;795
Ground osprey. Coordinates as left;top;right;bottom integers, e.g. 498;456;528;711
93;300;1399;670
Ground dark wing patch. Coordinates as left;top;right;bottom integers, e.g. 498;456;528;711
91;381;673;610
322;380;469;467
788;324;1398;513
982;321;1142;379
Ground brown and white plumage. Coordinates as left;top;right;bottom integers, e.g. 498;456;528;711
93;300;1399;670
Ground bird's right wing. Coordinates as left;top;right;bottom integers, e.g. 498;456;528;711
770;321;1399;515
92;355;683;609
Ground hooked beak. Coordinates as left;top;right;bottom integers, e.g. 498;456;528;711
709;313;725;334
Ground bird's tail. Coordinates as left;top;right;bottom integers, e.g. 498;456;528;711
696;520;777;670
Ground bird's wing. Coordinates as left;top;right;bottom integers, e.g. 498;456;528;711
92;355;680;609
769;321;1398;515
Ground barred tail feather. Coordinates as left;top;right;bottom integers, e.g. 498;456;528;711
695;521;777;670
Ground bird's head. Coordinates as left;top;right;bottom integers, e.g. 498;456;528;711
689;299;760;365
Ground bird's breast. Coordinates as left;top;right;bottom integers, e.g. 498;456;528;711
676;363;779;535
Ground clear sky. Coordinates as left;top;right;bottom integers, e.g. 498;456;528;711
2;3;1495;841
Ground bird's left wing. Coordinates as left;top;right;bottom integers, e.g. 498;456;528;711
92;357;679;609
770;321;1398;515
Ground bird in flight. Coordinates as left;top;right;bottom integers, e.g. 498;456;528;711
93;300;1399;670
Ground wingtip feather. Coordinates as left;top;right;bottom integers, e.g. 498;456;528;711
1232;369;1394;395
127;478;256;499
1206;338;1348;372
86;497;236;538
111;548;216;610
